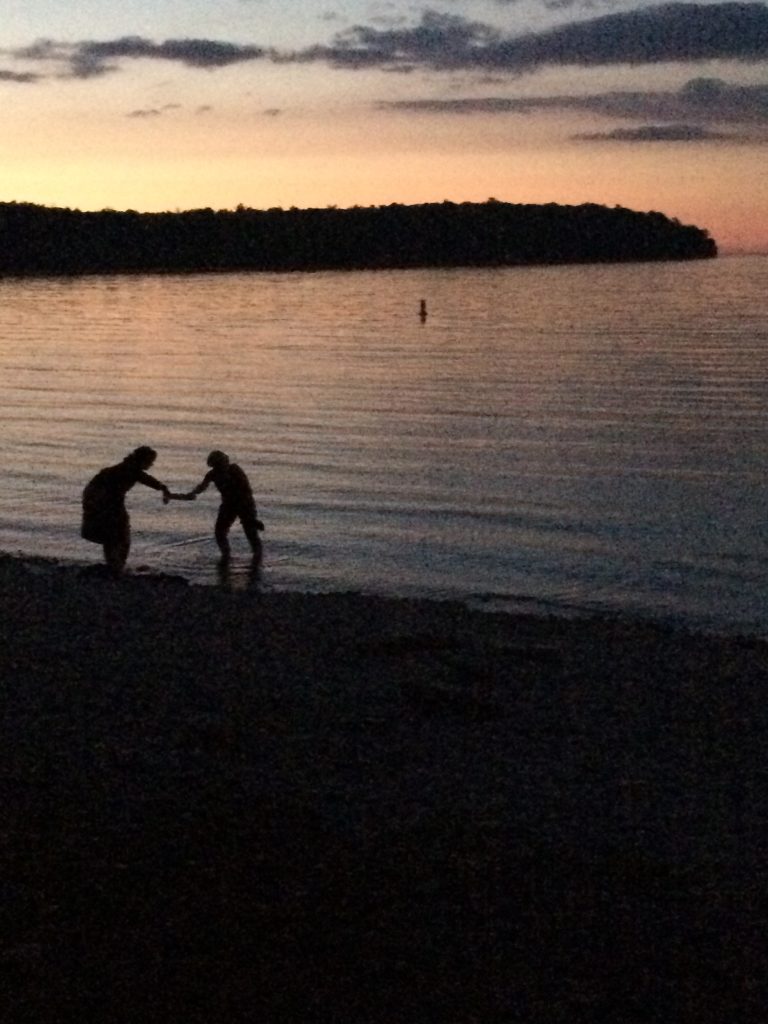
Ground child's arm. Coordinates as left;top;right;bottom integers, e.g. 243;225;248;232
189;470;214;497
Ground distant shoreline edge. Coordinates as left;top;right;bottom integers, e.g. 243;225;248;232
0;199;716;277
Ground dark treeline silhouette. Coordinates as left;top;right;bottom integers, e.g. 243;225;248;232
0;199;716;276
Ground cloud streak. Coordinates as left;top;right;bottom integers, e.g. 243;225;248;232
11;36;266;79
285;3;768;73
381;78;768;126
4;3;768;86
0;68;41;83
572;122;751;141
276;10;500;71
126;103;182;119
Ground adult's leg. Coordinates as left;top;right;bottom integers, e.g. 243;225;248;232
103;513;130;574
215;504;237;559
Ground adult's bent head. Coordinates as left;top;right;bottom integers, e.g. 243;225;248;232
129;446;157;470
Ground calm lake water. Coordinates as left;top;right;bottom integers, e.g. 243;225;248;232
1;256;767;635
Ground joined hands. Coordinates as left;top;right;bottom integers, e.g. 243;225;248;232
163;491;196;504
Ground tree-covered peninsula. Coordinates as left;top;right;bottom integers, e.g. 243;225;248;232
0;199;716;276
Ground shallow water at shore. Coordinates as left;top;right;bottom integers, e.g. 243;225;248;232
1;255;768;635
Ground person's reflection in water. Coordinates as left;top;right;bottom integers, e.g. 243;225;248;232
81;446;170;574
216;545;263;591
171;450;264;563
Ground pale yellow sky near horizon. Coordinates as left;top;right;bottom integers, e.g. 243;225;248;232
2;1;768;253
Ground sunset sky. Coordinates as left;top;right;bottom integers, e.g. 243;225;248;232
3;1;768;252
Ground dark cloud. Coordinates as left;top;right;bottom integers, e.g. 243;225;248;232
0;68;40;83
573;122;748;140
13;39;60;61
275;10;501;70
12;36;266;79
495;2;768;69
382;96;527;113
381;78;768;124
126;102;181;119
75;38;266;78
284;3;768;73
540;0;615;9
7;2;768;87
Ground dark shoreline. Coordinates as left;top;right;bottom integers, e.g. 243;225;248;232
0;199;716;278
8;547;765;643
0;248;716;282
2;551;765;1021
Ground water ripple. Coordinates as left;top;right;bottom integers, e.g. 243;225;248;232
1;256;767;635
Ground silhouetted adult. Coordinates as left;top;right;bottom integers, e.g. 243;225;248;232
179;450;263;560
81;446;169;573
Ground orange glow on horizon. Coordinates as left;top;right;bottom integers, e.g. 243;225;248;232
1;111;766;254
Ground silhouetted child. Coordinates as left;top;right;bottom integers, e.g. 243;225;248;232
81;446;170;573
169;450;263;560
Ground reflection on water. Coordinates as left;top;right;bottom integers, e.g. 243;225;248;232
1;256;767;634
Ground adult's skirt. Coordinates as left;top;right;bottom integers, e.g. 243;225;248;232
81;482;128;546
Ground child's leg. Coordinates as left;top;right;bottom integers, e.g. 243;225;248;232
215;505;237;558
240;508;263;555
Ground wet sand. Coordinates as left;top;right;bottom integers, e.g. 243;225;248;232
2;553;767;1021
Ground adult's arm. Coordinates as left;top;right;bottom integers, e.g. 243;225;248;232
137;471;169;493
